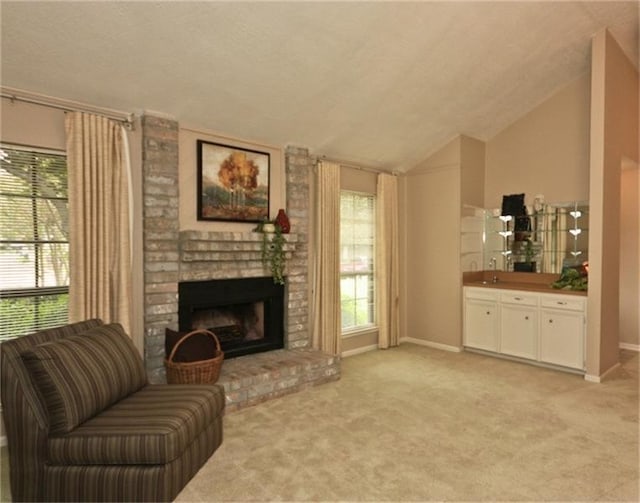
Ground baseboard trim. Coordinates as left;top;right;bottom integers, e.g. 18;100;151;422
619;342;640;352
342;344;378;358
401;337;462;353
584;361;622;383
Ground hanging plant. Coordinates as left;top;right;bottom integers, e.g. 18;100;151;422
261;223;286;285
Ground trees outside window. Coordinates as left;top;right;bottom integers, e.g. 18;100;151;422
0;144;69;340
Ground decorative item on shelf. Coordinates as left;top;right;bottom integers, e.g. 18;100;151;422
275;208;290;234
261;223;286;285
254;219;275;233
569;201;582;258
551;265;588;291
515;237;537;273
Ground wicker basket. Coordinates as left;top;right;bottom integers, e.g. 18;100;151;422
165;329;224;384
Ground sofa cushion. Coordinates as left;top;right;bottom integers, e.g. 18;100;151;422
21;323;147;435
47;384;226;465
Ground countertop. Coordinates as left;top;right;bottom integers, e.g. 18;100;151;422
463;271;588;296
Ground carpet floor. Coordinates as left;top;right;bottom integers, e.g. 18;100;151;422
176;344;639;502
1;344;638;502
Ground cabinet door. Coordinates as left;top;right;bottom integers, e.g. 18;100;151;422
540;308;585;369
500;304;538;360
464;299;499;352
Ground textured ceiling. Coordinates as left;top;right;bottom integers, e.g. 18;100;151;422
1;1;638;172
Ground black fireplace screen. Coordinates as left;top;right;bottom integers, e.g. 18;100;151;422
178;277;284;359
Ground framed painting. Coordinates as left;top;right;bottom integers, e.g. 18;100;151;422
197;140;270;222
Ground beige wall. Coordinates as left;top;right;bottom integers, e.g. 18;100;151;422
485;73;591;209
178;125;284;232
460;135;486;208
403;137;462;348
587;29;639;376
1;98;66;149
620;163;639;347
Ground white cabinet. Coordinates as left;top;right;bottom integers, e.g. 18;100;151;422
539;295;586;370
464;287;500;351
500;292;538;360
464;295;499;352
463;287;586;371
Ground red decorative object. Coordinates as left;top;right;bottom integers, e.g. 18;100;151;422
275;209;290;233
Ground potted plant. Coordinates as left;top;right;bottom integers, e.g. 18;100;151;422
258;220;286;285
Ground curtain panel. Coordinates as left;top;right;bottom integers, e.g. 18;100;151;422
65;112;133;336
311;161;341;355
376;173;400;348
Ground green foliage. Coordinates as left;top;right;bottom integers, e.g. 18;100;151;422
0;294;69;339
261;224;286;285
552;268;588;291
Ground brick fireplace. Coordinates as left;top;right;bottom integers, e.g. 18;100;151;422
141;115;340;410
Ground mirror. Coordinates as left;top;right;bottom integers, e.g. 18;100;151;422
461;201;589;274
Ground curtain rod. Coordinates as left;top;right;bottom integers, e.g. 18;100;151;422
316;155;398;176
1;88;135;130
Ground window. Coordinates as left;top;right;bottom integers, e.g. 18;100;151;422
0;144;69;341
340;191;375;333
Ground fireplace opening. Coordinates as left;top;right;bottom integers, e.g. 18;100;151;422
192;302;264;344
178;277;285;359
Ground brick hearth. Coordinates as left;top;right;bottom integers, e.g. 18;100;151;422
218;349;340;412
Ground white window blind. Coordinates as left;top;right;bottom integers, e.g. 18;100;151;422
0;144;69;341
340;191;375;332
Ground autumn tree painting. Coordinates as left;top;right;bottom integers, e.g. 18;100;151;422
198;141;269;222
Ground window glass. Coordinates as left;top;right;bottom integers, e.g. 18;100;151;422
0;145;69;340
340;191;375;332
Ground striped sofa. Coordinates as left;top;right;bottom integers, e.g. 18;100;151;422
1;319;225;502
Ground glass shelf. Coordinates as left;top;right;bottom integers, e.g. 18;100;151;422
489;228;589;234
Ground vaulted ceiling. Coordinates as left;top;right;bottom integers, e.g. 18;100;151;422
1;1;638;172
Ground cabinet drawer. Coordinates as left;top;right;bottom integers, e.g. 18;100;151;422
500;291;538;306
539;295;585;312
464;287;499;301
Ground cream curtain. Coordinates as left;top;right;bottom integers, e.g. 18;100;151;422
376;173;400;349
65;112;132;335
311;161;341;355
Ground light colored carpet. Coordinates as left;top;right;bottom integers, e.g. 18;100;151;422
1;344;638;502
176;344;639;502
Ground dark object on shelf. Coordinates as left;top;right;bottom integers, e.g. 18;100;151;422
501;193;525;217
514;262;536;273
514;214;531;232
